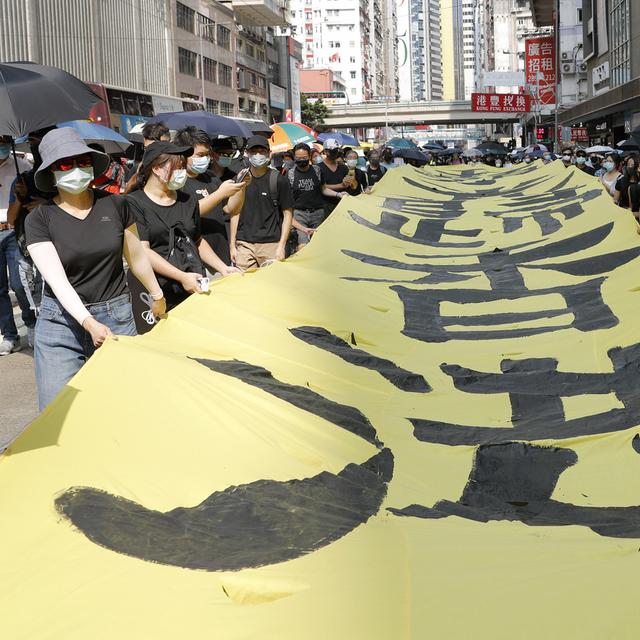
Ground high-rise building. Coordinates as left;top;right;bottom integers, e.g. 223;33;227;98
288;0;374;103
442;0;476;100
409;0;443;101
381;0;401;100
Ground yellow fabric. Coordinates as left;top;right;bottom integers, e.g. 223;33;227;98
2;162;640;639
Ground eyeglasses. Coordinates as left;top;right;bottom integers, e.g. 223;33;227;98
53;155;93;172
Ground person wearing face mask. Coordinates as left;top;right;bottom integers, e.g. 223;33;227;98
614;155;640;214
281;150;295;174
343;150;368;195
600;153;621;197
380;148;395;171
543;151;554;164
173;127;246;268
589;154;604;176
24;128;165;410
229;136;294;270
287;143;346;252
0;135;37;355
209;139;238;180
126;141;239;310
574;149;595;176
561;148;574;168
366;151;386;187
319;138;350;218
494;159;503;168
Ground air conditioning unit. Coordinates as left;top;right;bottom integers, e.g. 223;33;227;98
561;62;576;74
561;51;572;62
577;61;588;73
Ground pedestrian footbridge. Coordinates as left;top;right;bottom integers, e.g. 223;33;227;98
324;101;523;128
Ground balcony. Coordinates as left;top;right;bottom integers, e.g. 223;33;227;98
529;0;553;27
227;0;286;27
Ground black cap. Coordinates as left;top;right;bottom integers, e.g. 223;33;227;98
246;135;270;150
141;141;193;171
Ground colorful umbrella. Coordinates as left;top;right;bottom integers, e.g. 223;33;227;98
269;122;316;152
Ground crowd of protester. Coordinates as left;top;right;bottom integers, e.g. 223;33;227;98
0;124;637;412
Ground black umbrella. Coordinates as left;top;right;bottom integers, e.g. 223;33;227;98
235;118;272;136
423;142;445;151
0;62;101;138
393;147;428;165
617;137;640;151
475;141;509;156
437;147;463;157
147;111;252;138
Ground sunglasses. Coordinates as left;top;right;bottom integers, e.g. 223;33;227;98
53;155;93;172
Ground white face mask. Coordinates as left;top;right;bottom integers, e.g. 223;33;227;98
495;161;502;167
562;155;572;162
346;159;358;169
249;153;269;168
54;166;94;195
190;155;210;174
166;168;187;190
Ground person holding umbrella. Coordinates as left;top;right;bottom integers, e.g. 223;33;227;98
0;135;37;355
24;127;166;410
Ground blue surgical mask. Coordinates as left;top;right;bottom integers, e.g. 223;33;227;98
166;168;187;190
249;153;269;168
0;144;11;161
576;156;586;165
191;155;210;174
217;155;233;168
603;161;615;172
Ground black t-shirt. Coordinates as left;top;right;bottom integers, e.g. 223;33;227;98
615;175;635;209
320;162;348;214
346;168;367;196
577;164;596;176
366;164;386;186
126;189;201;258
290;165;324;210
25;190;134;304
237;169;294;243
181;172;231;264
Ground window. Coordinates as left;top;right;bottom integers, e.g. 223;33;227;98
247;43;255;58
206;98;219;113
220;102;234;116
177;2;195;32
351;87;356;95
198;14;215;42
178;47;198;77
217;24;231;49
350;56;356;63
609;0;631;87
181;92;200;111
219;63;232;86
350;71;356;78
203;57;217;83
249;99;257;113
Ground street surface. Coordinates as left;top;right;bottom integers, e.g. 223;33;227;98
0;299;37;451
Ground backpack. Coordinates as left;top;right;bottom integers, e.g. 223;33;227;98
130;197;205;301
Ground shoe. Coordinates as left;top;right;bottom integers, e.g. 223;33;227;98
27;326;35;348
0;339;21;356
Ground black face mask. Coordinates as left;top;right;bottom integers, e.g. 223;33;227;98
295;158;310;169
369;157;380;166
326;151;338;161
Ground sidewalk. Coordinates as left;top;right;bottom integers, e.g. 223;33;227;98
0;297;37;450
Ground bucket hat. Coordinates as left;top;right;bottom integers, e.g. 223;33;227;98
35;127;110;192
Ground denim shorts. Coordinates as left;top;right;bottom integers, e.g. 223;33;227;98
34;293;137;411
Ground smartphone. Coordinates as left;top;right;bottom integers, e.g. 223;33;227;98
235;168;251;183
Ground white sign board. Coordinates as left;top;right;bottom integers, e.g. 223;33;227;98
269;83;286;109
290;58;301;122
152;96;183;114
482;71;525;87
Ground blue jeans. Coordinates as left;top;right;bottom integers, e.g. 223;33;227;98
34;293;137;411
0;230;36;342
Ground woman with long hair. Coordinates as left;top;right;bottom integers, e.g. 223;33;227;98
25;127;165;410
614;155;640;217
600;153;621;198
125;141;238;310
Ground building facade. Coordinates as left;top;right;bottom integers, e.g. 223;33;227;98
409;0;443;101
558;0;640;144
173;0;238;116
0;0;175;97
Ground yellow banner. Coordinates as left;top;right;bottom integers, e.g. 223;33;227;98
2;163;640;639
